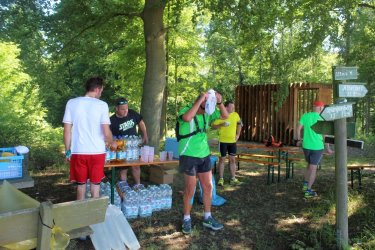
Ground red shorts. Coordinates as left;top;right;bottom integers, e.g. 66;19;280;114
70;154;105;184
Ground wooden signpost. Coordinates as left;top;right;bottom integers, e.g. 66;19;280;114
320;103;354;121
331;66;367;249
312;121;356;138
338;83;368;98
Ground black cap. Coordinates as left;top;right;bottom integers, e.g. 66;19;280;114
116;97;128;106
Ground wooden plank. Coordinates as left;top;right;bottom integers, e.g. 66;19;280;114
251;85;255;140
275;85;280;142
0;207;39;245
267;84;272;139
293;84;299;141
52;197;108;232
246;86;250;140
238;153;277;159
105;159;179;168
236;157;280;166
254;85;260;141
37;201;53;250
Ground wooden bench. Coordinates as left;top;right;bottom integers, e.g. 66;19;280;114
236;153;280;184
347;164;375;189
0;196;108;249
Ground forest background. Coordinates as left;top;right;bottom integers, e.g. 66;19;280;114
0;0;374;168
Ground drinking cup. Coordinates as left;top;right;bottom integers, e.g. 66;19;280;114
159;151;167;161
148;154;154;163
167;151;174;160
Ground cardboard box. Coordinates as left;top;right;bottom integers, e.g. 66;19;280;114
149;165;178;184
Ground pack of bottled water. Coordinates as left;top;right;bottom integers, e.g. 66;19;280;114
138;189;153;217
121;190;139;219
120;183;173;219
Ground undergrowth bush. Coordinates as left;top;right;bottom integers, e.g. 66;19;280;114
29;144;65;170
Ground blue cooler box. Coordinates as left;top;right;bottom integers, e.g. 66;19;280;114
165;138;179;159
0;147;24;180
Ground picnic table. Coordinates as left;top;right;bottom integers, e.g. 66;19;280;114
104;158;179;204
236;144;303;183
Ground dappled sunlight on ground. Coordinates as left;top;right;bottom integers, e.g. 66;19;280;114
275;191;288;196
348;194;366;216
239;170;262;177
276;216;307;231
144;224;174;234
225;218;242;227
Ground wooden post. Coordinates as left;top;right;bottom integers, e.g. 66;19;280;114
332;66;349;249
37;201;53;250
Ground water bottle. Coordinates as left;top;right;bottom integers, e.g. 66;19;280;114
152;185;162;211
122;190;138;219
165;184;173;209
85;180;91;198
114;191;121;208
138;189;152;217
125;136;132;161
105;144;111;163
110;136;117;161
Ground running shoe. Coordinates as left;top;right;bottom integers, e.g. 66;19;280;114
304;190;318;198
230;178;241;185
182;218;192;234
202;216;224;231
217;178;224;186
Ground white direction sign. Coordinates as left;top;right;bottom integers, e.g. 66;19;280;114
320;103;354;121
338;83;368;98
334;67;358;80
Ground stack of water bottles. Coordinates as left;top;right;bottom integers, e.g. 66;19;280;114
125;135;142;161
85;180;122;208
120;183;173;219
105;135;143;162
86;180;173;219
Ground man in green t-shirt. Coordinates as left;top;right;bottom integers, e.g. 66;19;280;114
296;100;333;198
177;91;228;234
211;100;243;186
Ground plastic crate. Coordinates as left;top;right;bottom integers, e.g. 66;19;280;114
0;147;24;180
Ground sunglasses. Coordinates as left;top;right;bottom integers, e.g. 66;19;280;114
117;100;128;105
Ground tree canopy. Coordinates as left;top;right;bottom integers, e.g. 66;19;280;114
1;0;374;148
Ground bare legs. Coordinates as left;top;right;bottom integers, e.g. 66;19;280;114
183;171;213;215
120;166;141;184
219;155;237;179
76;183;100;200
304;163;318;189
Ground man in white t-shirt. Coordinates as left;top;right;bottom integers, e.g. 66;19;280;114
63;76;117;201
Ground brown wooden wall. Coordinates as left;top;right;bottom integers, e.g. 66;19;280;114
235;83;332;145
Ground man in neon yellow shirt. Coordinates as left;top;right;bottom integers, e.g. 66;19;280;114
296;100;333;198
211;101;243;186
177;91;228;234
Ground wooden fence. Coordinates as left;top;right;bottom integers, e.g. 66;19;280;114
235;83;332;145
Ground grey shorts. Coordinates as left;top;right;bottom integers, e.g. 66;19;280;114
303;148;324;165
179;155;212;176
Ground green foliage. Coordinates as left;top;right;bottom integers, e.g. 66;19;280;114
0;42;63;168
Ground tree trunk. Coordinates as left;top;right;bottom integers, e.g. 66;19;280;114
141;0;167;150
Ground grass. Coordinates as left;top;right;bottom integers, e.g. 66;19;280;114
19;140;375;249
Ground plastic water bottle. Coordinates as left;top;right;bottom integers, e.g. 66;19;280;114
165;184;173;209
85;180;91;198
122;190;138;219
114;191;121;208
105;145;111;163
153;186;162;211
125;136;132;161
138;189;152;217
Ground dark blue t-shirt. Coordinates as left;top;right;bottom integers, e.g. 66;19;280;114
110;109;143;137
